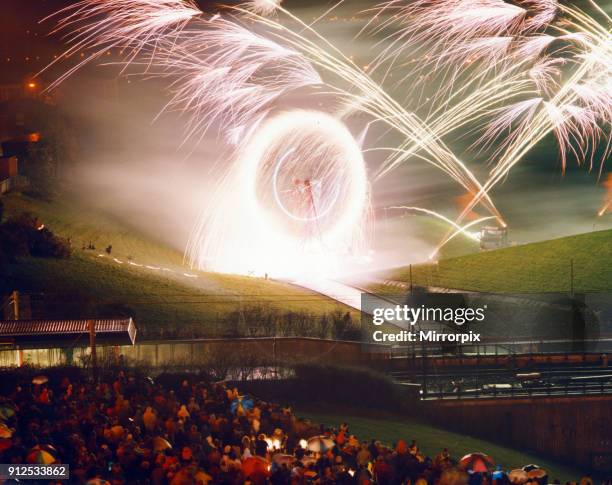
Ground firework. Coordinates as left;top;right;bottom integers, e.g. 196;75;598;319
40;0;202;90
433;2;611;252
43;0;511;277
367;0;610;173
243;0;283;17
44;0;610;278
365;0;609;252
145;17;322;145
186;110;371;277
387;206;495;244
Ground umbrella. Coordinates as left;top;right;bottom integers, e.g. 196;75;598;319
32;375;49;385
527;469;547;480
459;452;494;472
0;403;16;421
38;444;58;454
109;424;125;441
301;456;317;466
522;464;540;472
306;435;335;453
134;445;149;455
273;454;296;466
195;469;213;484
152;436;172;452
0;438;12;452
231;395;254;415
86;479;111;485
509;469;529;484
242;456;270;477
27;447;56;464
0;423;12;438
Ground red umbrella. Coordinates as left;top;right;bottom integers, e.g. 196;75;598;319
459;452;494;472
242;456;270;478
0;438;12;452
0;423;12;439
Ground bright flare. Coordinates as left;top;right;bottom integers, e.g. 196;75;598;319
186;110;371;278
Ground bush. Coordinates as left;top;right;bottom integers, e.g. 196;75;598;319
0;212;71;260
155;370;212;390
289;363;407;410
237;364;415;412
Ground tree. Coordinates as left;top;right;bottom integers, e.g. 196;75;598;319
25;141;57;199
0;212;71;260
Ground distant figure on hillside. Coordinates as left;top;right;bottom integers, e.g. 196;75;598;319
105;244;112;255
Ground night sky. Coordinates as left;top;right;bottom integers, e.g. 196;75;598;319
0;0;344;81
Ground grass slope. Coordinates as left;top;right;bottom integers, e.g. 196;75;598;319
0;193;354;334
377;229;612;293
298;410;583;482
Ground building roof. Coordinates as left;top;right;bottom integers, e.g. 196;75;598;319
0;318;137;348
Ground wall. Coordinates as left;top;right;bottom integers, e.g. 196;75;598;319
426;396;612;474
0;156;18;179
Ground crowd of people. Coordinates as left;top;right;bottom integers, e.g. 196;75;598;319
0;369;601;485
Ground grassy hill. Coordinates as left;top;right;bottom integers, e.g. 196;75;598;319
373;229;612;293
0;193;355;338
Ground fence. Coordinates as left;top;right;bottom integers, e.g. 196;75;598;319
0;336;387;369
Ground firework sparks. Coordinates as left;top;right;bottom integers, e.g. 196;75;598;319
598;174;612;217
40;0;202;89
243;0;283;17
145;17;322;145
367;0;612;252
44;0;610;278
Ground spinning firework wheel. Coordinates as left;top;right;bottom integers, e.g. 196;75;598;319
271;147;345;242
248;111;367;245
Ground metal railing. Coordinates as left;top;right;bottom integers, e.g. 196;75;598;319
421;379;612;400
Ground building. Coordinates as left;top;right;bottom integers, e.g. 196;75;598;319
0;80;40;104
0;318;137;367
0;72;53;142
0;155;18;194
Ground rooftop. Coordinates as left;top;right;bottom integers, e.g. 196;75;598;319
0;318;137;348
